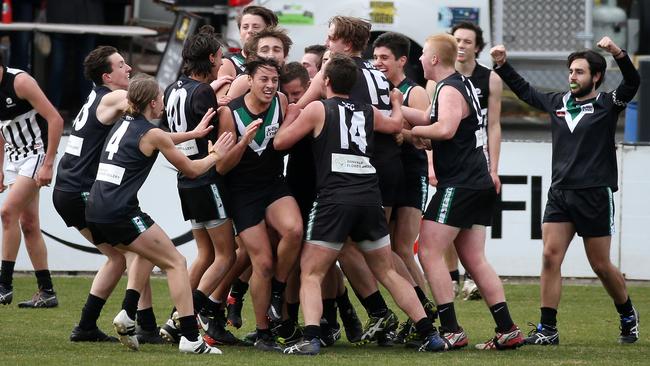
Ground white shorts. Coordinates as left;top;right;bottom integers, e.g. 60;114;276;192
3;153;44;185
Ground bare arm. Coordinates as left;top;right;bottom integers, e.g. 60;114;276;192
216;59;237;97
401;103;433;127
411;86;464;141
373;88;403;134
15;73;63;187
214;107;262;174
400;85;430;144
96;89;128;125
0;133;5;192
168;108;216;144
225;75;250;99
487;71;503;193
296;70;325;108
142;128;234;178
274;102;321;150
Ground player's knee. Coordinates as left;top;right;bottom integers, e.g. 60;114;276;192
590;260;611;278
216;249;236;268
252;257;274;279
19;215;40;239
167;252;187;271
107;253;127;272
0;205;17;227
283;223;303;245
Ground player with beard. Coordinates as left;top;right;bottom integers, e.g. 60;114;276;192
491;37;640;345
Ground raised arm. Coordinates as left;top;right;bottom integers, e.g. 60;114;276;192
14;73;63;187
374;88;403;134
490;45;557;113
274;102;320;150
168;108;216;144
96;89;128;125
597;36;640;107
400;85;430;144
296;70;325;108
143;128;234;178
216;58;237;97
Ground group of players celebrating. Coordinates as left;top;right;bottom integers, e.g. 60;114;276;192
0;4;640;356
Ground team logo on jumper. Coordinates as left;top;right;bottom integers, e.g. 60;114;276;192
5;97;15;107
233;96;280;156
561;92;596;133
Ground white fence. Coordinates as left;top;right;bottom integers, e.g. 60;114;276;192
3;139;649;279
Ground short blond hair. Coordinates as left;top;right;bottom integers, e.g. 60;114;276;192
425;34;457;68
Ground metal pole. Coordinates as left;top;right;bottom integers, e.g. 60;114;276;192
584;0;593;48
493;0;503;45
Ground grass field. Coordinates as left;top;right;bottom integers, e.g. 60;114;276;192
1;276;648;365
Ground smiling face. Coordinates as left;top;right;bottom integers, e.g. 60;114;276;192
239;14;267;45
453;28;477;64
106;52;131;89
256;37;286;65
249;65;279;104
373;46;403;82
569;58;597;98
420;41;436;80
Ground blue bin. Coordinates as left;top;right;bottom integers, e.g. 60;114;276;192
624;101;638;143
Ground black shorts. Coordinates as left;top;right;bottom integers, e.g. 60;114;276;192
375;160;404;208
306;200;389;246
52;189;89;230
423;187;496;228
178;183;229;222
394;172;428;211
543;187;615;237
87;211;155;246
229;181;292;234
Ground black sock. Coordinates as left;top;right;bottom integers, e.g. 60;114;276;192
336;287;354;314
287;302;300;323
489;302;515;333
464;272;473;281
275;319;296;338
230;278;249;300
206;298;221;316
137;307;157;331
192;289;209;314
178;315;199;341
362;291;388;317
449;270;460;282
540;307;558;328
303;324;320;341
437;302;459;331
271;277;286;296
415;317;435;338
121;289;140;320
78;294;106;330
414;286;428;304
322;298;338;327
257;327;272;340
35;269;53;291
169;306;177;318
615;297;635;318
0;260;15;287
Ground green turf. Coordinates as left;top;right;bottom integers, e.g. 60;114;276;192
1;276;647;365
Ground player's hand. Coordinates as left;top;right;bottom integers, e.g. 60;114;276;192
217;96;232;107
35;164;53;187
412;135;431;150
0;171;6;193
210;76;234;93
193;107;216;138
490;45;507;66
242;119;263;145
394;132;404;145
596;37;622;57
390;88;403;106
491;171;501;194
208;131;235;161
284;103;302;125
